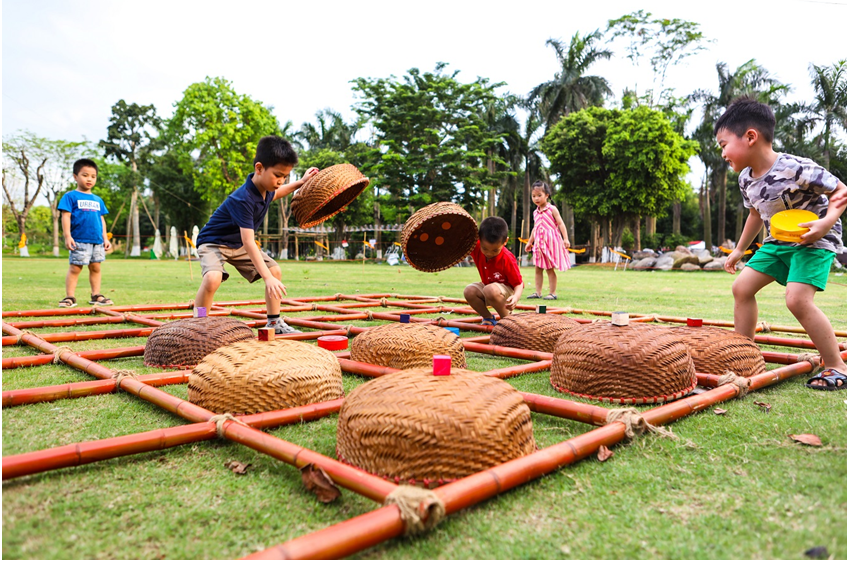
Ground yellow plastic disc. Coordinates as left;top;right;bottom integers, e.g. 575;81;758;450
770;209;819;243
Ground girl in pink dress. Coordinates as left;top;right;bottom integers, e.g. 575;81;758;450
524;181;570;300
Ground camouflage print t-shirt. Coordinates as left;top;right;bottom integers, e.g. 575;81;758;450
739;153;843;253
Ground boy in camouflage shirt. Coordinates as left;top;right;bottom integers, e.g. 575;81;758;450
716;96;847;390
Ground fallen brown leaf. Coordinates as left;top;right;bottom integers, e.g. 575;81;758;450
597;445;614;462
789;434;823;447
300;463;341;503
753;401;772;413
714;408;728;415
224;460;252;475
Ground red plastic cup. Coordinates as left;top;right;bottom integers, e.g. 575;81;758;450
318;335;348;351
686;318;703;327
433;355;451;376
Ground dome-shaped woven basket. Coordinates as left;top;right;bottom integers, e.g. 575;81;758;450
188;339;343;414
671;325;766;377
401;202;478;272
350;322;466;369
337;368;536;484
290;164;370;228
490;313;581;353
550;323;697;404
144;317;255;368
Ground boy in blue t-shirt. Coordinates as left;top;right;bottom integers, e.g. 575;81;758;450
194;136;318;334
57;159;112;308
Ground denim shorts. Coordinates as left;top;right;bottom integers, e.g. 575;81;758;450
69;243;106;266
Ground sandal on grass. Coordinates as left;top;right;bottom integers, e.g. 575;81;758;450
89;294;114;305
480;318;498;327
542;294;558;300
805;368;847;391
58;296;77;308
526;293;542;299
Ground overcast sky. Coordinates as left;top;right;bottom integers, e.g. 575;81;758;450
3;0;847;189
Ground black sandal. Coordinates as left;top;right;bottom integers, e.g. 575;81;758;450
89;294;114;305
58;296;77;308
805;368;847;391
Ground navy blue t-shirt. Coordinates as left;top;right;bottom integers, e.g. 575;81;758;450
57;190;109;244
196;174;274;248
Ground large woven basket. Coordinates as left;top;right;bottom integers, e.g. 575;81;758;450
337;368;536;484
550;323;697;404
290;164;370;228
401;202;478;272
672;325;766;377
350;322;466;369
144;317;255;368
188;339;343;414
490;313;581;353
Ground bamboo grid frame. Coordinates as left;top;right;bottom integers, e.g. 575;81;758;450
3;293;847;559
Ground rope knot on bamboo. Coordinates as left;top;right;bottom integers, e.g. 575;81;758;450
333;293;343;301
15;329;37;345
380;298;388;307
605;408;678;441
561;307;573;314
208;413;249;438
112;369;137;387
435;317;448;327
345;325;355;337
796;353;819;370
366;311;374;321
51;346;75;364
757;321;772;333
384;486;446;536
717;370;750;397
311;303;319;311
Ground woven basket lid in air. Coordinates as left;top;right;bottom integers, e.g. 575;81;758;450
143;317;255;368
550;323;697;404
350;322;466;369
188;339;343;414
336;368;536;484
490;312;581;353
401;202;478;272
290;164;370;228
671;325;766;377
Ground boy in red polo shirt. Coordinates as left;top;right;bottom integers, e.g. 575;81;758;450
463;216;524;326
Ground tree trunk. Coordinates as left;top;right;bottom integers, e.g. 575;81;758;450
646;216;656;236
51;201;60;257
130;162;141;257
521;161;531;241
589;220;599;262
510;186;518;256
672;201;681;235
702;180;712;250
127;190;137;257
561;201;574;246
634;215;641;251
487;152;496;219
717;167;727;246
153;194;160;232
735;200;744;243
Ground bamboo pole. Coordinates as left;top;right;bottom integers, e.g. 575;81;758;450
3;327;155;346
2;345;144;369
6;316;128;329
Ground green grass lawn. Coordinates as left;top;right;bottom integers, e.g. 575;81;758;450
2;257;846;560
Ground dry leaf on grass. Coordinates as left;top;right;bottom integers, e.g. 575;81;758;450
300;463;341;503
597;446;614;462
789;434;822;447
224;460;252;475
714;408;728;415
753;401;772;413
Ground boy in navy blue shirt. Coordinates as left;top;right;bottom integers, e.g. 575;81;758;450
194;136;318;334
57;159;112;308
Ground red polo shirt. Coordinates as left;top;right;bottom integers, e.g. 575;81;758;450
471;241;522;288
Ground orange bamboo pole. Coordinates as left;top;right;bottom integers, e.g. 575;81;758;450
484;360;552;379
97;308;163;327
462;341;553;361
2;327;155;346
2;345;144;369
6;316;127;329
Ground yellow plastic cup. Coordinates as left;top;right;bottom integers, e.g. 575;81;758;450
770;209;819;243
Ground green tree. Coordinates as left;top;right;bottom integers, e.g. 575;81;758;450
352;64;506;219
528;31;612;130
803;60;847;170
2;133;48;244
166;76;281;208
296;109;361;152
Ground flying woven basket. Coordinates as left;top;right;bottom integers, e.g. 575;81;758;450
188;339;343;414
143;317;255;369
401;202;478;272
336;368;536;485
550;322;697;404
290;164;370;228
671;325;766;377
490;312;581;353
350;322;466;369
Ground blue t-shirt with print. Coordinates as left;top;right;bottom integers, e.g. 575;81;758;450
57;190;109;244
196;173;274;248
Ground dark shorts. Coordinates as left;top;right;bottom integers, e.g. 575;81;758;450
69;243;106;266
746;244;835;291
197;244;278;283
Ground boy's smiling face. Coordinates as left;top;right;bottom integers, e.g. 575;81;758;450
253;162;293;192
716;128;754;173
73;166;97;192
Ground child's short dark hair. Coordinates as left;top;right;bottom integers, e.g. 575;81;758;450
531;180;551;197
479;216;509;244
254;136;298;168
73;159;99;175
713;95;775;143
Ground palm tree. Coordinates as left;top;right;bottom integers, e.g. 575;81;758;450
803;60;847;170
529;31;613;130
296;109;361;152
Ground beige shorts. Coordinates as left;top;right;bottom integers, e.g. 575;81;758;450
198;244;278;283
468;281;514;299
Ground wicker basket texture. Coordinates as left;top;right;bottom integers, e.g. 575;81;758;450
336;368;536;483
188;339;343;414
550;323;697;404
290;164;370;228
143;317;255;368
401;202;478;272
490;312;581;353
672;325;766;377
350;322;467;369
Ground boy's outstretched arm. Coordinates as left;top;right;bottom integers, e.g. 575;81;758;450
725;208;763;275
273;167;320;201
239;227;286;300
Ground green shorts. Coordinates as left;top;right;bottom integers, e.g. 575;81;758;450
746;244;835;291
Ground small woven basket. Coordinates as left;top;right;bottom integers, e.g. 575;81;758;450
401;202;478;272
350;322;466;369
490;313;581;353
144;317;255;368
550;323;697;404
672;325;766;377
337;368;536;484
290;164;370;228
188;339;343;414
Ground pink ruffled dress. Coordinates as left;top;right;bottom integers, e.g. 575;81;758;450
532;205;570;271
